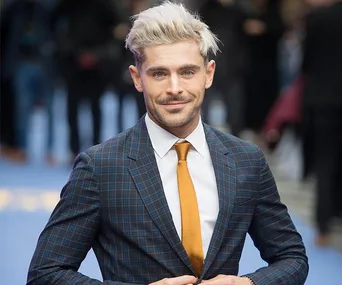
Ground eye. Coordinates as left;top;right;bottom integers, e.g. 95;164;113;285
153;71;166;78
182;70;195;77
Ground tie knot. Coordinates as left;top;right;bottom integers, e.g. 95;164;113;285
175;141;191;161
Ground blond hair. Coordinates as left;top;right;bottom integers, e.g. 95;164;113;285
125;1;220;66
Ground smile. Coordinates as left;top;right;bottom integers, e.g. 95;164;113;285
165;101;187;105
162;102;188;110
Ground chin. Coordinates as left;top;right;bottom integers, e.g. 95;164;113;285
162;114;194;128
150;107;198;129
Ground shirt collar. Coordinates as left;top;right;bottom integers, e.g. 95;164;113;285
145;113;206;158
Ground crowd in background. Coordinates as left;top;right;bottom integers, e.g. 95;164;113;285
0;0;149;163
0;0;341;246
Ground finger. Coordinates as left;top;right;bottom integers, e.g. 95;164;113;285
166;275;198;285
173;275;198;285
200;275;220;282
200;275;234;285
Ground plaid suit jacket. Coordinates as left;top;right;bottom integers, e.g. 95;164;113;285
27;118;308;285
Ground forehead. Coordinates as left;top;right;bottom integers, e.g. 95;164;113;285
142;41;205;71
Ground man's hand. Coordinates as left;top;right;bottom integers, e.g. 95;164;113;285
149;275;198;285
200;275;252;285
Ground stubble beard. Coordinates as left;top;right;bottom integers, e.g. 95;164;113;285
146;94;201;131
151;104;200;132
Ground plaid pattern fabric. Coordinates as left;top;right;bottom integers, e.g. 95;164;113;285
27;117;308;285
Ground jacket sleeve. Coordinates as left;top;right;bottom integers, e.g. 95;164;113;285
26;152;140;285
243;148;309;285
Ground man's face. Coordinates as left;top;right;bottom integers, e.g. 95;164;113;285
129;41;215;137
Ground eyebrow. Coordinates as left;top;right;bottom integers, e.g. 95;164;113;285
146;64;201;73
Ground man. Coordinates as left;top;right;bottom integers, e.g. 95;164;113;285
52;0;121;160
301;0;342;245
242;0;285;146
27;2;308;284
199;0;248;136
1;0;55;163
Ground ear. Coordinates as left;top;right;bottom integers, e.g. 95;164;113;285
129;65;143;92
205;60;216;89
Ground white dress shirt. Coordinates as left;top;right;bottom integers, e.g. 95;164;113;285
145;114;219;257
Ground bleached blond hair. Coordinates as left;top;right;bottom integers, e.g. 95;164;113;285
125;1;220;66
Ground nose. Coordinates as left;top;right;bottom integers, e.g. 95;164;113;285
166;74;183;96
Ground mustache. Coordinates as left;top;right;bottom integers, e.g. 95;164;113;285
157;95;189;104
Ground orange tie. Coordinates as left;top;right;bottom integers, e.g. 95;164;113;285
174;142;204;276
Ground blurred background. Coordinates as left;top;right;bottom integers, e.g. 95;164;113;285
0;0;341;284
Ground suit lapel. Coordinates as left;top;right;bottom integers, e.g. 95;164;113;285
127;119;193;272
201;125;236;277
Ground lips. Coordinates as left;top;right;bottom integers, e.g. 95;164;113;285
163;101;187;105
161;101;188;111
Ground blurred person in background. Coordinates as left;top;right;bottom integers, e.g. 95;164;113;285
300;0;335;180
278;0;306;89
242;0;285;147
260;0;307;151
301;0;342;246
52;0;122;161
112;0;151;133
199;0;248;137
1;0;55;163
0;0;18;158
